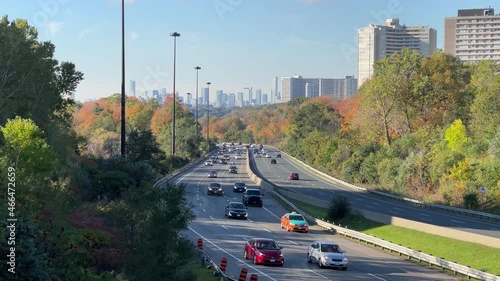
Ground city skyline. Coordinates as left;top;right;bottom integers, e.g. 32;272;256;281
2;0;497;102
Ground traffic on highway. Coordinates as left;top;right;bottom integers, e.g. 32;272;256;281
171;143;459;281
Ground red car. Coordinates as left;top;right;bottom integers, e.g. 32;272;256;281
288;172;299;180
244;238;284;266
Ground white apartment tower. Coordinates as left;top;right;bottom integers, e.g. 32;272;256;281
445;8;500;63
357;18;437;88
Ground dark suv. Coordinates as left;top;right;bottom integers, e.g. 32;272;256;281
207;182;223;196
243;189;263;207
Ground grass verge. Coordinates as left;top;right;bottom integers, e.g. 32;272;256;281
181;261;220;281
278;194;500;276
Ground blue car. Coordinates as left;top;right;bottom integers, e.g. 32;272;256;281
233;182;246;192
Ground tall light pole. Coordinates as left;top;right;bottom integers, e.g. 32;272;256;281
194;66;201;137
186;92;191;107
170;32;180;155
206;82;211;147
120;0;126;157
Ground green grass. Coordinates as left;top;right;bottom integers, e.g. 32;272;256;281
181;261;221;281
284;196;500;276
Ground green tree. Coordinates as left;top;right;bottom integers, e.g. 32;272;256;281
445;119;469;153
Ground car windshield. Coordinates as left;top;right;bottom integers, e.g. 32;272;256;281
210;183;221;188
321;244;341;253
256;241;279;250
247;190;260;195
229;203;244;209
235;182;245;187
289;215;305;221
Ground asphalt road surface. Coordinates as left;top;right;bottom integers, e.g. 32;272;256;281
253;147;500;240
173;152;459;281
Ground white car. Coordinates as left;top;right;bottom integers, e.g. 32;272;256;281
235;155;242;160
204;160;213;166
307;241;348;270
265;153;272;158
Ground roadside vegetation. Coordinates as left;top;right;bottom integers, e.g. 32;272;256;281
0;16;213;280
210;49;500;214
284;196;500;275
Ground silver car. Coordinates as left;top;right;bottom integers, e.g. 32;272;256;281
307;241;348;270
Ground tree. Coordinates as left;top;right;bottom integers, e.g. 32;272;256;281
0;116;55;186
445;119;469;153
327;195;351;223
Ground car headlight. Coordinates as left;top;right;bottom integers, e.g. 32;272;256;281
321;255;328;260
208;188;213;190
244;213;248;217
343;258;348;263
228;211;233;215
258;252;265;257
279;253;283;257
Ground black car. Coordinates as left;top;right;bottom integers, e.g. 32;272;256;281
270;159;277;164
276;153;281;158
229;165;238;174
207;170;218;178
243;189;263;207
225;202;248;219
233;182;246;192
219;159;227;164
207;182;223;196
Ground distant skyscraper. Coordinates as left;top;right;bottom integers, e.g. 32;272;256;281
202;88;209;105
358;18;437;88
319;78;344;98
129;80;136;97
228;93;236;108
187;93;192;105
445;8;500;63
281;75;319;102
216;90;223;107
262;93;268;104
237;92;244;107
255;89;262;105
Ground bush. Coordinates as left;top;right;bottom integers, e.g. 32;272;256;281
327;195;351;223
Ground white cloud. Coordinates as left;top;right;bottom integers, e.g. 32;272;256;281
130;31;139;41
77;28;93;40
45;21;61;36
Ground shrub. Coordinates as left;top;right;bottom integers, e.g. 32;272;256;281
327;195;351;223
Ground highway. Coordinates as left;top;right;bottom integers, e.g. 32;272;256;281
172;152;459;281
253;146;500;240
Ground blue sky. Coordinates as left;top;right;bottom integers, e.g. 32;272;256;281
2;0;496;102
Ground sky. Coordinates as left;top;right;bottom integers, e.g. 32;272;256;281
2;0;497;102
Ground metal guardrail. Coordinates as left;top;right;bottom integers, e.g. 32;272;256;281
268;145;500;222
195;247;236;281
153;151;215;188
246;150;500;281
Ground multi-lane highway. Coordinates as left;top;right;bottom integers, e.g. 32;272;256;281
253;146;500;240
172;151;459;281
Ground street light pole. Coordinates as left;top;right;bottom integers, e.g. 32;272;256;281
120;0;126;157
194;66;201;137
206;82;211;147
170;32;180;155
186;93;191;107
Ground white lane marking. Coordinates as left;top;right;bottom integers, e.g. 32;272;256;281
263;207;282;220
243;236;250;241
389;211;399;215
221;226;228;230
202;209;206;212
368;273;388;281
419;213;430;217
393;207;403;211
264;229;272;233
189;226;278;281
309;269;328;279
451;220;465;224
365;205;374;208
247;219;253;222
288;240;299;245
372;202;380;206
355;198;363;201
210;216;214;220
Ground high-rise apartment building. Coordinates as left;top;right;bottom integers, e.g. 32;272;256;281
129;80;136;97
358;18;437;88
202;88;209;105
344;76;358;99
445;8;500;63
237;92;244;107
271;77;279;104
283;76;358;101
281;75;319;102
262;93;268;104
216;90;224;107
228;93;236;108
255;89;262;105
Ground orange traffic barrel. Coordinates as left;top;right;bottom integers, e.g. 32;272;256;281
249;274;258;281
219;257;227;273
238;268;248;281
197;238;203;250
